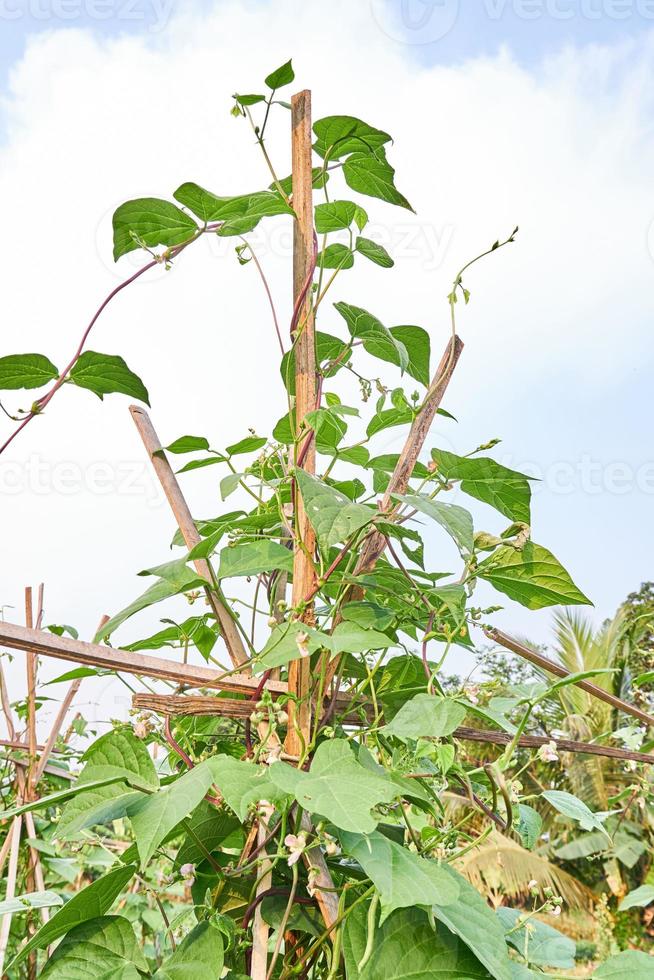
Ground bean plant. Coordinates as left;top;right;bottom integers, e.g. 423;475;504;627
0;59;651;980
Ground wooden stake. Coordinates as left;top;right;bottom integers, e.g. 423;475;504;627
0;622;285;697
32;614;107;786
323;334;464;691
129;405;248;669
484;626;654;729
25;587;37;798
453;725;654;765
286;89;317;758
0;815;22;975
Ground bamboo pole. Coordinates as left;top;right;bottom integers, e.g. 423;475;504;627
0;815;22;975
24;587;37;798
0;622;286;696
453;726;654;765
323;335;464;691
129;405;248;669
286;88;317;758
484;626;654;729
32;614;108;786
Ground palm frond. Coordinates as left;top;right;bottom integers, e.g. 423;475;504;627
455;831;594;912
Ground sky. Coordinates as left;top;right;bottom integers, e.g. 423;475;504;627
0;0;653;731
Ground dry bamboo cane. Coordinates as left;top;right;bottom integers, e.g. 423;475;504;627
322;335;464;692
24;587;37;799
286;88;318;759
129;405;248;669
32;614;109;785
0;815;23;975
0;622;284;696
484;626;654;729
453;725;654;765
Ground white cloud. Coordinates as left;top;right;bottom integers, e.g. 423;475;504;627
0;0;653;725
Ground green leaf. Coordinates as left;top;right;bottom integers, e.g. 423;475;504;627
44;666;99;685
281;331;351;396
40;915;147;979
175;802;240;869
431;449;533;524
177;456;224;473
225;435;267;456
367;406;413;438
0;354;59;390
344;151;414;211
234;93;265;106
343;904;495;979
128;760;218;867
208;756;290;821
497;908;575;969
1;776;127;821
165;435;210;454
477;542;591;610
79;729;159;790
318;243;354;269
11;864;136;967
0;891;63;917
98;567;203;641
217;540;294;579
256;620;393;672
542;790;611;843
112;198;198;260
315;200;360;233
69;352;149;404
389;326;430;386
57;781;144;840
295;469;373;553
515;804;542;851
220;472;243;500
265;59;294;89
432;867;514;980
153;922;223;979
173;183;293;224
594;951;654;978
618;885;654;911
313;115;392;160
355;236;394;268
334;302;409;373
395;493;474;555
269;739;397;833
339;830;459;922
383;694;466;741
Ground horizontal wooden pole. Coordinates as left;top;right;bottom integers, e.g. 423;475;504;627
453;726;654;765
484;626;654;729
132;692;371;725
0;623;286;697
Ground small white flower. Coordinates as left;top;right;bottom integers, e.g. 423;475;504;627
306;867;320;897
133;721;148;739
463;684;480;705
296;631;311;658
549;906;561;917
285;832;307;866
180;863;195;887
527;879;538;890
538;741;559;763
265;744;282;765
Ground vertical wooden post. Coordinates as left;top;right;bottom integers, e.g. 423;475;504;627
286;90;317;759
25;587;36;798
